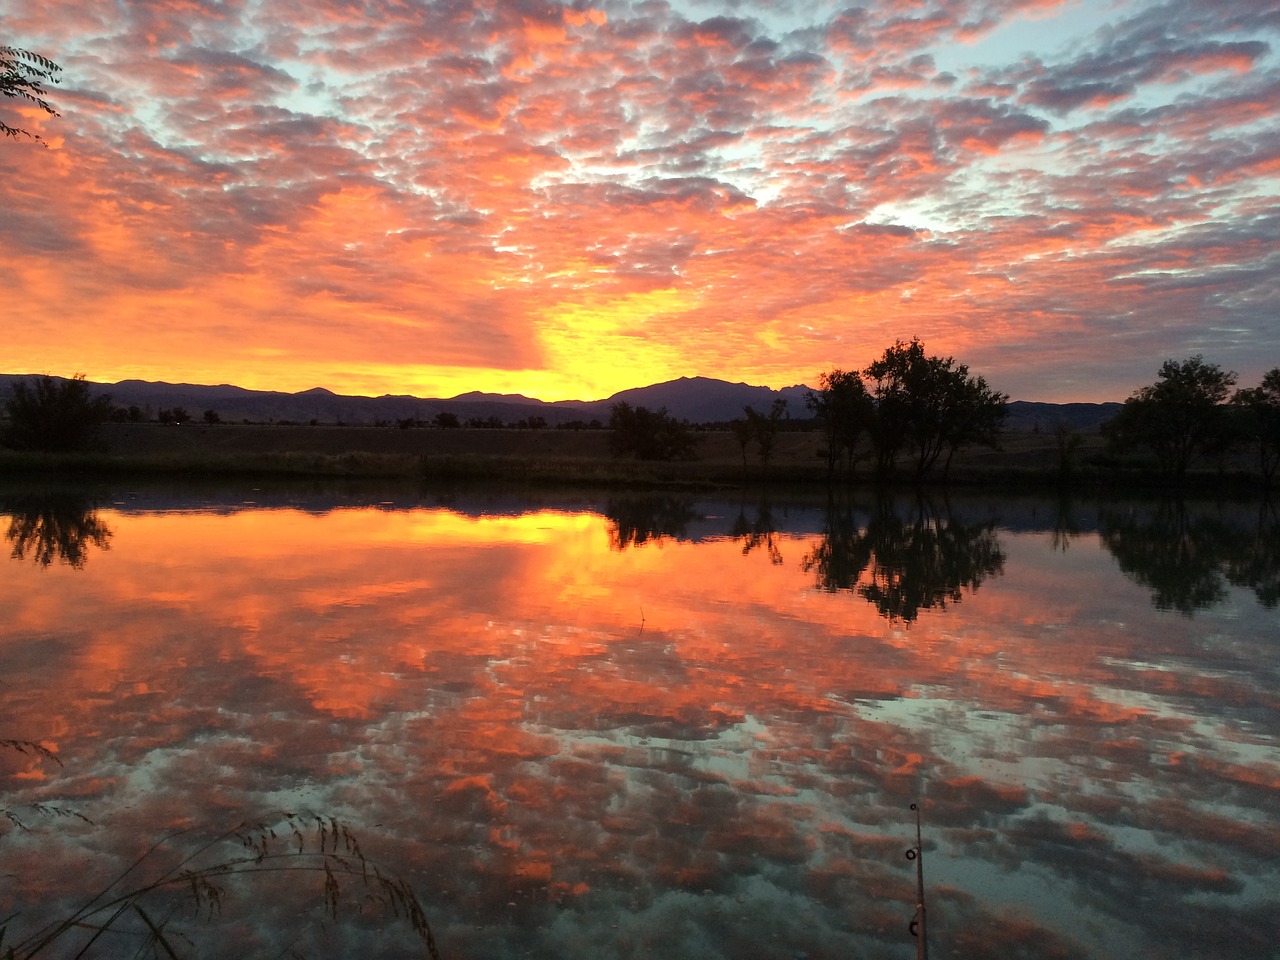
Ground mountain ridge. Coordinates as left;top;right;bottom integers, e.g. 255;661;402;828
0;374;1122;430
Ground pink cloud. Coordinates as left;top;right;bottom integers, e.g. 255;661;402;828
1;0;1277;400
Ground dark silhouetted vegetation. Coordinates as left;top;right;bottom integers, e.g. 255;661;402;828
110;404;147;423
0;812;440;960
1052;419;1085;482
1;46;60;144
2;375;114;452
607;401;698;461
1103;356;1238;480
807;341;1007;481
864;338;1009;479
1232;367;1280;488
806;368;874;480
746;398;788;471
730;399;790;476
8;350;1280;490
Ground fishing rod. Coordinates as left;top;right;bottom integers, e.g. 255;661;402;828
905;801;927;960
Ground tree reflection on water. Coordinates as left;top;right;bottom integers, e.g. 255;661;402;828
2;489;1277;960
803;492;1006;623
1100;498;1280;613
728;495;784;565
3;492;113;569
604;495;700;550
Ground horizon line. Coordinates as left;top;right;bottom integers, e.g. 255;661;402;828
0;371;1126;408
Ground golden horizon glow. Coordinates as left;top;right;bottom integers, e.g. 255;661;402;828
2;0;1278;403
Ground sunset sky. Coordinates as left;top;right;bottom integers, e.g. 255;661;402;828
2;0;1277;402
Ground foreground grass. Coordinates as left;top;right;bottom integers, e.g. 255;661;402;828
0;449;423;480
0;424;1270;492
0;811;439;960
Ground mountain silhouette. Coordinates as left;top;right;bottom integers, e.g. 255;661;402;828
0;374;1119;429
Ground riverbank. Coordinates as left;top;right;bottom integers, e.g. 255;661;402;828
0;421;1267;493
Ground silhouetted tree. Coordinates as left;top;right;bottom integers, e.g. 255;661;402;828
203;409;222;424
730;416;754;476
938;368;1009;478
1103;356;1237;479
2;375;113;452
1;46;60;144
433;411;460;429
1233;368;1280;487
1052;419;1084;482
864;339;1008;478
806;369;873;480
745;398;788;472
607;402;698;461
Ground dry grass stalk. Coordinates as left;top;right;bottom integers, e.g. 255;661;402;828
0;812;441;960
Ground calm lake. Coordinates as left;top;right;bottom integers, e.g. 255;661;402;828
2;484;1277;959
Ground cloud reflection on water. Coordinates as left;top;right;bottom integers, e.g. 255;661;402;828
1;491;1277;959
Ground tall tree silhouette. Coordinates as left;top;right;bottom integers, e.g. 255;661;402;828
806;370;873;480
1104;356;1238;480
3;375;114;452
1232;368;1280;488
863;339;1008;478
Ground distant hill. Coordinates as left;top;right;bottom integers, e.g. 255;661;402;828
0;374;1120;430
0;375;599;426
1004;400;1123;433
594;376;814;423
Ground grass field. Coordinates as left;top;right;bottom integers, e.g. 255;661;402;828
0;421;1094;481
0;421;1263;492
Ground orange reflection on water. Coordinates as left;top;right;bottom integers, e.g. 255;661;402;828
2;496;1278;960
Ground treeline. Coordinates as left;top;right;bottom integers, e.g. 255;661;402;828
0;377;608;443
607;345;1280;489
4;348;1279;489
1100;357;1280;485
391;413;603;431
608;338;1009;482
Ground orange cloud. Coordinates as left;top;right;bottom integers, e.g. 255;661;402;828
2;0;1277;402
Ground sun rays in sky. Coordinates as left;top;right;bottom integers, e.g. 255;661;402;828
2;0;1277;401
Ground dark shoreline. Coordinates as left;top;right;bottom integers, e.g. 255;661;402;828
0;422;1271;497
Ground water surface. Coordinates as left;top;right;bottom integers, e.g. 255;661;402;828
2;486;1277;959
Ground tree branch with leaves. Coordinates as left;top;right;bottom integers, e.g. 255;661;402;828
1;46;61;144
